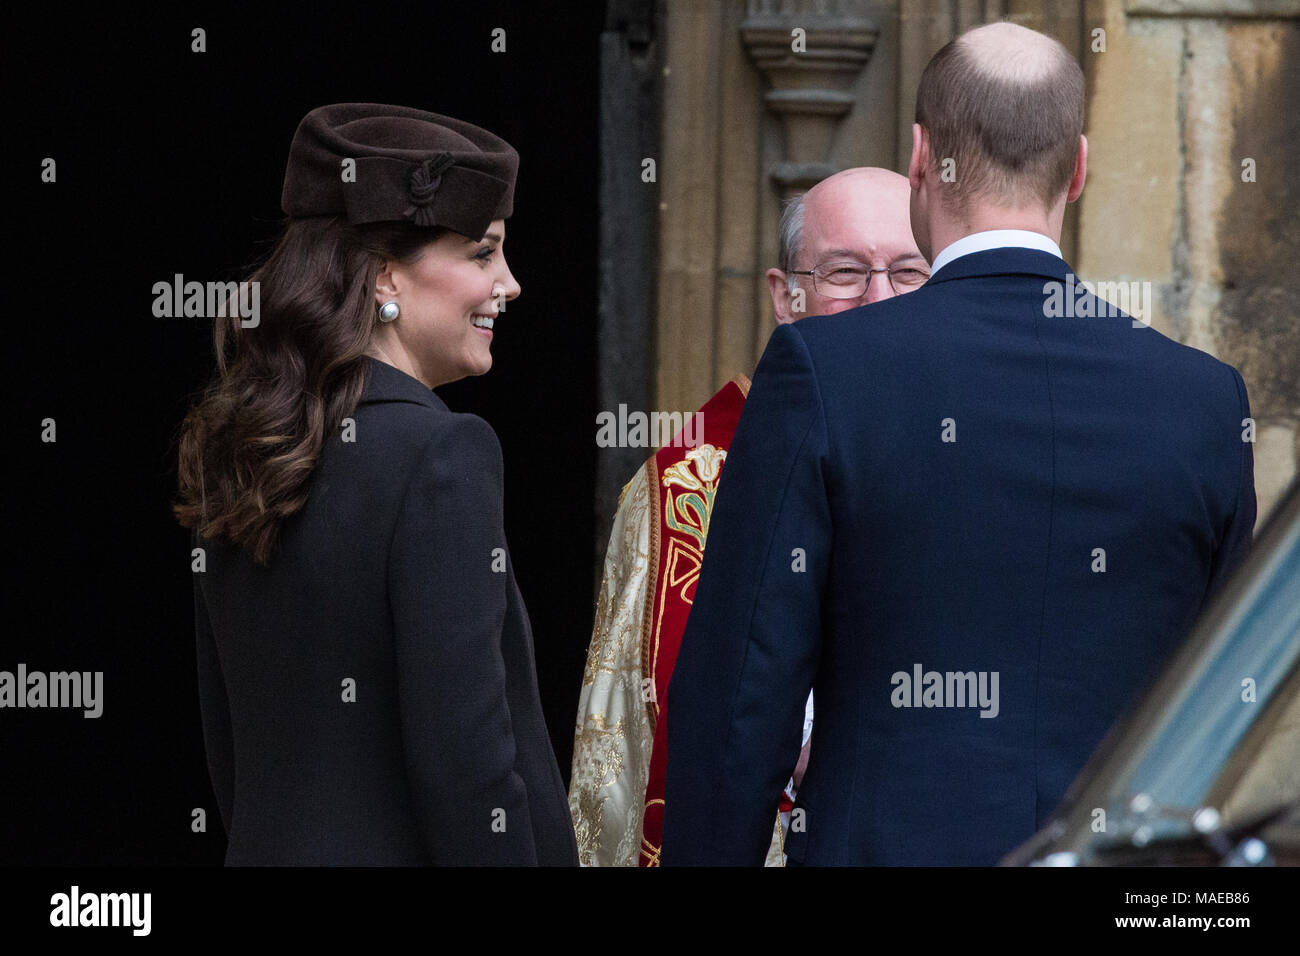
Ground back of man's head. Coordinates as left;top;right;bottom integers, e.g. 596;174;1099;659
915;21;1084;213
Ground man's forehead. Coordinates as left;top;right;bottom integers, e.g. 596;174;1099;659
802;184;919;262
803;224;923;263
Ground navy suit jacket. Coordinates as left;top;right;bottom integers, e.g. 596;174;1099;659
661;248;1255;866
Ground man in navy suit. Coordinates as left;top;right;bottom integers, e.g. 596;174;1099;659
661;21;1256;865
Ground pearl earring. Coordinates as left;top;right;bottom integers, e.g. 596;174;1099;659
378;301;400;322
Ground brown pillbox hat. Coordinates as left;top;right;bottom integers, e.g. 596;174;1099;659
281;103;519;239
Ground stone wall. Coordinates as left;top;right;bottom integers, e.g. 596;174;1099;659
1077;0;1299;521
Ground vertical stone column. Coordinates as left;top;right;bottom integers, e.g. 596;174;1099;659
596;0;663;576
655;0;732;420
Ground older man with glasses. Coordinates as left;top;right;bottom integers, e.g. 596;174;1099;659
768;166;930;322
569;167;927;866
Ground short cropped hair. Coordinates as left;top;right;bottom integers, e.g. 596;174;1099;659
777;194;804;278
914;26;1084;211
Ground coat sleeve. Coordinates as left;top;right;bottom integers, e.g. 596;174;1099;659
662;323;832;865
1205;365;1257;601
387;414;537;865
193;552;234;837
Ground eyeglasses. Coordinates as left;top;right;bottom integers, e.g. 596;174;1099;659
788;260;931;298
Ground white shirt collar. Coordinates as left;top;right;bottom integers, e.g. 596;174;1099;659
929;229;1063;277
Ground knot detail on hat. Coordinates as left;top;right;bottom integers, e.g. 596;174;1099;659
404;153;456;227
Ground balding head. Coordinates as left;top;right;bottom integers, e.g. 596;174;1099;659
960;21;1071;83
769;167;927;323
914;21;1084;213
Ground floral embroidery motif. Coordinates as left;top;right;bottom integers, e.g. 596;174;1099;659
658;444;727;606
661;444;726;550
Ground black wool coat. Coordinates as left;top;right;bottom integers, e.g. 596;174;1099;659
193;356;578;865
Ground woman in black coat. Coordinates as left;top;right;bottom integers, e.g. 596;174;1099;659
174;103;578;865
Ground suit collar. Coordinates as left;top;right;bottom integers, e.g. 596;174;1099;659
925;247;1074;287
929;229;1062;275
357;355;447;410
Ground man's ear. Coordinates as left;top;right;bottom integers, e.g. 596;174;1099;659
374;262;399;307
766;268;794;324
908;123;929;192
1066;134;1087;203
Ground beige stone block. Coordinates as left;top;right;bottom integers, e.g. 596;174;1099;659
656;2;724;416
1213;21;1300;501
1075;1;1182;284
1254;421;1298;525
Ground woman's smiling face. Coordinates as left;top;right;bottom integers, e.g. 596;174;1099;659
372;219;520;388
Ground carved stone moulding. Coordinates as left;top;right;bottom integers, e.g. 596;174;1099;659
741;2;878;198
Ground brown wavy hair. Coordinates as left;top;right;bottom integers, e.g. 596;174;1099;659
174;216;440;564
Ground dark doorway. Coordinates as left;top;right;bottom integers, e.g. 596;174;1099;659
6;1;604;864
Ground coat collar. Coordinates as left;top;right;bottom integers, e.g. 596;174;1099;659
924;247;1075;287
357;355;448;411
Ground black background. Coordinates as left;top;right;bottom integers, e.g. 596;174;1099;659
6;0;605;864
